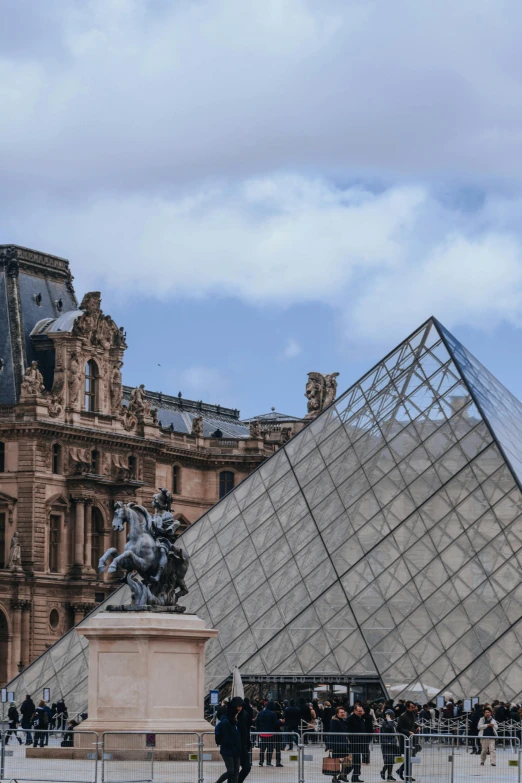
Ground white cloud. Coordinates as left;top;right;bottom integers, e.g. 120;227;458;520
281;339;302;359
3;0;522;200
178;366;231;405
4;1;522;348
8;173;522;347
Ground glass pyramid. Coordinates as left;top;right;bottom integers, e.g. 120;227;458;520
7;317;522;709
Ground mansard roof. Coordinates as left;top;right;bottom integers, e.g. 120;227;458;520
0;245;78;404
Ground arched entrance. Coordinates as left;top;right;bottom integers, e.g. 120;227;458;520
0;609;9;685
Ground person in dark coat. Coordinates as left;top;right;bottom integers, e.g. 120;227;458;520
328;706;351;782
284;701;301;750
5;703;23;745
231;698;251;783
61;719;78;747
345;704;367;782
20;694;35;745
380;709;398;781
56;699;68;732
323;702;334;733
32;700;49;748
468;704;482;754
396;702;418;781
256;701;282;766
361;705;373;764
215;701;242;783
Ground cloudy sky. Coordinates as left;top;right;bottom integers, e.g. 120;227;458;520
3;0;522;417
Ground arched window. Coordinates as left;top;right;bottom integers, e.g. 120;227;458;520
91;507;104;569
91;449;100;474
0;442;4;473
219;470;234;499
52;443;62;474
84;360;98;412
173;464;181;495
128;455;137;479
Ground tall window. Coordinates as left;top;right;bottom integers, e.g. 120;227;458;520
52;443;62;474
91;449;100;474
91;507;104;569
219;470;234;499
0;513;5;568
0;442;4;473
84;360;98;412
49;515;60;572
173;465;181;495
128;456;137;479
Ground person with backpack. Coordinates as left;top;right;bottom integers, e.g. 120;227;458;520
215;699;242;783
32;700;49;748
5;702;23;745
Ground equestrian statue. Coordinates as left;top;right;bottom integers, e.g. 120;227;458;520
98;488;190;610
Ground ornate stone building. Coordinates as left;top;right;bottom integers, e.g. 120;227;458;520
0;245;304;684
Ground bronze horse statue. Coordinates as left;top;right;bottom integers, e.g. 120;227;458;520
98;501;189;609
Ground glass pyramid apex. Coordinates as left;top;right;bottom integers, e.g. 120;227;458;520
7;317;522;710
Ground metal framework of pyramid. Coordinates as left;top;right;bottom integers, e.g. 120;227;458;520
7;317;522;711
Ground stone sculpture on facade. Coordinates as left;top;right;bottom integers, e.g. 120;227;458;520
191;416;203;436
73;292;127;351
98;489;189;610
128;384;151;417
305;371;339;419
7;531;22;571
110;361;123;412
249;420;262;439
68;353;82;405
20;361;45;399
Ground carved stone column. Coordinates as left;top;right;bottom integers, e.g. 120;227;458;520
73;497;86;566
84;500;93;569
70;602;94;626
10;600;23;679
57;513;68;574
20;601;31;668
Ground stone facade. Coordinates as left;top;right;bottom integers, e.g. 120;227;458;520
0;245;304;685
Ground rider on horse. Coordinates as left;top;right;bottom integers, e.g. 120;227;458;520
150;488;181;583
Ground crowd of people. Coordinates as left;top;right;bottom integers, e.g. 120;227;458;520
213;696;518;783
4;695;78;747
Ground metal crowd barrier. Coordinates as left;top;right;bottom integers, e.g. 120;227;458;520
0;729;98;783
0;728;519;783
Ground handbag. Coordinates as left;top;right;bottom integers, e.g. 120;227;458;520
323;752;340;776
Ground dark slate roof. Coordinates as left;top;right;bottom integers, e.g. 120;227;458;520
0;245;78;405
122;387;251;438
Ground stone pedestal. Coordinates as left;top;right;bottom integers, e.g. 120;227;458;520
77;611;218;735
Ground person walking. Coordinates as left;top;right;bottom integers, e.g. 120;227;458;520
215;700;242;783
345;704;367;783
32;700;49;748
478;708;498;766
234;697;252;783
396;701;418;782
20;693;35;745
328;706;351;783
256;701;283;767
468;704;482;754
56;698;68;732
380;709;398;781
5;702;23;745
284;700;301;750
